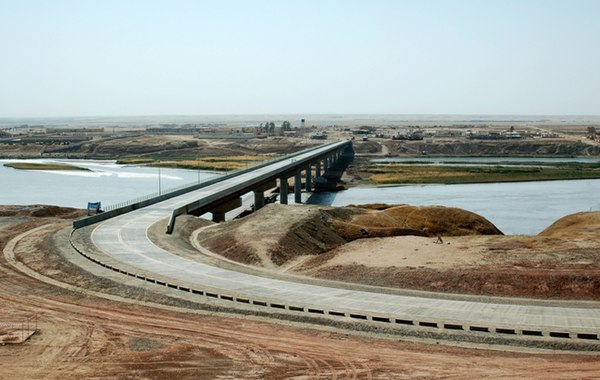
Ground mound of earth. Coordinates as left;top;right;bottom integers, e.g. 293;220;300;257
193;204;600;299
0;205;84;219
538;211;600;239
196;203;501;268
299;211;600;300
197;205;348;267
334;204;502;240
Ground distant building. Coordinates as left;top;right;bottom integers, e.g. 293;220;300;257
310;131;327;140
146;127;200;135
45;128;104;135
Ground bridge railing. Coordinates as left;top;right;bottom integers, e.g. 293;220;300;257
73;141;350;229
102;174;222;212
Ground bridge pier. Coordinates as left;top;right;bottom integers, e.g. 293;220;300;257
211;197;242;223
253;180;276;210
254;191;264;210
316;160;321;178
294;169;302;203
279;177;289;204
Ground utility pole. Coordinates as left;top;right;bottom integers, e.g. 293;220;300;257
158;163;162;195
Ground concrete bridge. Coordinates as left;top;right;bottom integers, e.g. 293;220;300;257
166;140;353;233
73;140;353;231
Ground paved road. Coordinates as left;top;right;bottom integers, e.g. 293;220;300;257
88;143;600;339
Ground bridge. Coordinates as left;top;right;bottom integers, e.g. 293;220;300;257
165;140;353;233
73;140;352;231
70;140;600;347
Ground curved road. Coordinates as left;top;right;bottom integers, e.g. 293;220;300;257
86;145;600;342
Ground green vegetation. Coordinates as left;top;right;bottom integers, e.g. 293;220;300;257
369;163;600;184
117;155;274;172
4;162;90;171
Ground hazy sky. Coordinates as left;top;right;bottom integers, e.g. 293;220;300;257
1;0;599;117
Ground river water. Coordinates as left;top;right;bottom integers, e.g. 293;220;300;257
1;158;599;235
308;179;600;235
0;159;218;210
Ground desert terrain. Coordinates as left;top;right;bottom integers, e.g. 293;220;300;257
2;205;600;379
1;118;600;377
189;204;600;300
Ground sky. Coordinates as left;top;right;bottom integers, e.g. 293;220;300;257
0;0;599;118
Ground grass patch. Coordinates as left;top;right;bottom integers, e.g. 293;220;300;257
369;164;600;184
117;155;274;171
115;157;155;165
4;162;90;171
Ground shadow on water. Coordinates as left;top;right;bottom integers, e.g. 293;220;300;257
306;192;338;206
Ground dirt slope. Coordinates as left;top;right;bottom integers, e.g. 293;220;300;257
538;211;600;238
0;205;84;219
197;203;501;267
194;203;600;299
301;211;600;299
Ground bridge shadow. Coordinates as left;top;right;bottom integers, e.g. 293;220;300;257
306;144;354;206
306;191;337;206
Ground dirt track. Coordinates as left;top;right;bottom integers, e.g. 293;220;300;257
1;214;600;377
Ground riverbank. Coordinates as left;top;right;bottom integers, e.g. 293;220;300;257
370;163;600;184
3;162;90;171
117;154;273;172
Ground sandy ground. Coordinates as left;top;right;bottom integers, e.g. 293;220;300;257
303;232;600;271
2;209;600;377
193;202;600;300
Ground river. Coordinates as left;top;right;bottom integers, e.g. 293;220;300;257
1;158;599;235
0;159;219;210
308;179;600;235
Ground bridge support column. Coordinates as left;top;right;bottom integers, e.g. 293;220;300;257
294;169;302;203
316;161;321;177
279;177;288;204
211;197;242;223
254;191;264;210
305;163;312;192
253;180;276;211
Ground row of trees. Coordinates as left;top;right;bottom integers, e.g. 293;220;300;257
259;121;292;135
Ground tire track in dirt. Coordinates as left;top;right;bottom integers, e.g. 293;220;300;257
2;224;362;378
3;220;600;378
